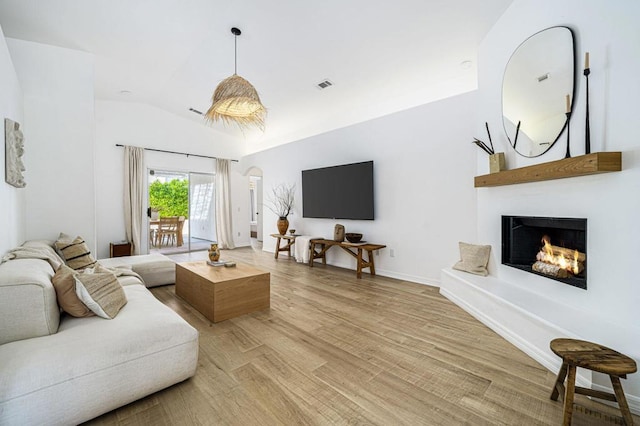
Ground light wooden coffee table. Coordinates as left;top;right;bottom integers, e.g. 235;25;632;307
175;261;270;323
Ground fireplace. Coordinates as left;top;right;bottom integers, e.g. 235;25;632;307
502;216;587;289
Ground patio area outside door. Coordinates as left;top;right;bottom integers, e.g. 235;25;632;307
148;169;216;255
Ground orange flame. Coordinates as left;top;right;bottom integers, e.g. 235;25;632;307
537;235;580;276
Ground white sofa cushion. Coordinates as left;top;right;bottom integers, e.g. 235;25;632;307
98;254;175;287
0;284;199;425
0;258;59;345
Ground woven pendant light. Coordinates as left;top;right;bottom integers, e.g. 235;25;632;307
205;27;266;130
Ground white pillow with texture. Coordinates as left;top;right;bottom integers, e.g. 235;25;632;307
74;266;127;319
453;242;491;276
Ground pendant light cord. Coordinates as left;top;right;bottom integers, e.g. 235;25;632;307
231;27;241;75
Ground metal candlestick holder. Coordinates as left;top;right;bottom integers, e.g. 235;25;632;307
565;112;571;159
584;67;591;154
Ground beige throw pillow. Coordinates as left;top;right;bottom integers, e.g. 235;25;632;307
74;266;127;319
453;242;491;276
52;265;94;317
55;233;97;270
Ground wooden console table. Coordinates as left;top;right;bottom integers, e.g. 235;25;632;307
270;234;297;259
309;239;386;278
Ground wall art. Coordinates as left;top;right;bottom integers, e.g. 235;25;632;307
5;118;26;188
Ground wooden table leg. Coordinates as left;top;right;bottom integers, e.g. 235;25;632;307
309;241;315;267
275;237;282;259
551;361;568;401
610;375;634;426
367;250;376;275
563;364;577;426
356;248;363;278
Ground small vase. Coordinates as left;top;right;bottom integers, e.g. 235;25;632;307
208;243;220;262
489;152;506;174
277;217;289;235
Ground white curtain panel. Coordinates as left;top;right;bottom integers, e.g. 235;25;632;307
124;146;144;255
215;159;235;249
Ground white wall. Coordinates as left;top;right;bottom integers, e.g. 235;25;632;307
0;25;24;255
241;91;478;284
7;38;96;252
476;0;640;395
94;101;248;258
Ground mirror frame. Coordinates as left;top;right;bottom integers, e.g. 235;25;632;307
502;26;576;158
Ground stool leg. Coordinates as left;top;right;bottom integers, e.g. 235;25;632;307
610;376;634;426
551;361;569;401
562;364;577;426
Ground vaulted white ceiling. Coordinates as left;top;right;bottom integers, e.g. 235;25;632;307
0;0;512;155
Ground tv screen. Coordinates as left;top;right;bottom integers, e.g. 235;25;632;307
302;161;374;220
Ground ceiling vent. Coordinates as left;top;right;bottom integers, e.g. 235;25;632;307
537;73;550;83
316;79;334;90
189;107;203;115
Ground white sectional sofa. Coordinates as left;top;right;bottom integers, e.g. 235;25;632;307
0;241;198;425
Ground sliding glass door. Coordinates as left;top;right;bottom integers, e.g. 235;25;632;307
188;172;216;252
148;169;216;254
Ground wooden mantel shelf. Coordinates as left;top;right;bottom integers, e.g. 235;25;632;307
474;152;622;187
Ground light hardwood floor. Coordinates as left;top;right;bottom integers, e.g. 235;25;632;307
87;246;637;425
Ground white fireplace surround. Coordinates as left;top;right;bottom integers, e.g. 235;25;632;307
466;0;640;415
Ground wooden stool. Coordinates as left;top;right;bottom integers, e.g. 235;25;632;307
270;234;296;259
550;338;637;425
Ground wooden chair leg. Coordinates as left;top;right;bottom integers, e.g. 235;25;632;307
610;375;634;426
562;364;577;426
551;361;569;401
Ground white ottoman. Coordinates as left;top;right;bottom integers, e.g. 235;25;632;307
98;254;175;287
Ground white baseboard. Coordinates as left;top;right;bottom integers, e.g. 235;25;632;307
439;268;640;415
305;258;439;287
438;286;569;378
375;268;439;287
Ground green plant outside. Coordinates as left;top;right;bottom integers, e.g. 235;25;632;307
149;179;189;218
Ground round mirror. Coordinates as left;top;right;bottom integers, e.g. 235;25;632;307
502;27;575;157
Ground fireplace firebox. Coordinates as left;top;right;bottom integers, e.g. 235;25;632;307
502;216;587;290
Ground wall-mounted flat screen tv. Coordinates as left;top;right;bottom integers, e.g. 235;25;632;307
302;161;374;220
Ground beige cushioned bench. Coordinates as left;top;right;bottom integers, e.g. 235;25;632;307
98;253;175;287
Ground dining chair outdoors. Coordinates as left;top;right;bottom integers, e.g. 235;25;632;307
156;217;179;246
